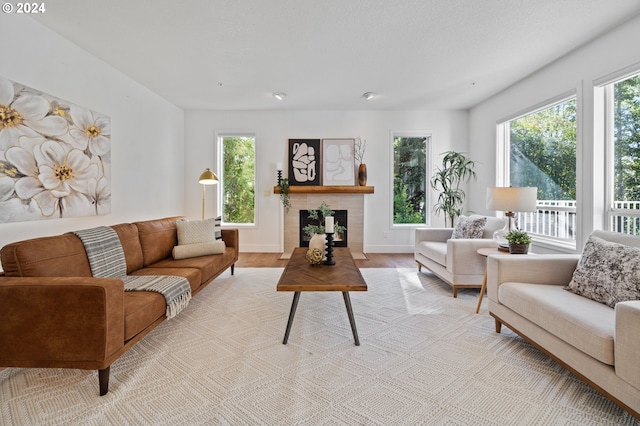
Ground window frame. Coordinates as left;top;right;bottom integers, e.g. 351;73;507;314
496;91;578;249
596;66;640;235
216;132;257;227
389;130;432;229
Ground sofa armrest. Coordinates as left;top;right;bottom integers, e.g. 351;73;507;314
221;228;239;251
446;238;498;275
615;301;640;391
0;277;124;369
415;228;453;246
487;254;580;302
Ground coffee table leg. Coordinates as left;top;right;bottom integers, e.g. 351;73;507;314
283;291;301;344
342;292;360;346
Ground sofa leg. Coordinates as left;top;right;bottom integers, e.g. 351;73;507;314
452;287;458;298
99;366;110;396
231;264;235;275
494;319;502;334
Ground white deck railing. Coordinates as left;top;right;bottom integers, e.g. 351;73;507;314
516;200;577;240
513;200;640;239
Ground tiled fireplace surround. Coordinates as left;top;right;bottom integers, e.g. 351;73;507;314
282;193;365;259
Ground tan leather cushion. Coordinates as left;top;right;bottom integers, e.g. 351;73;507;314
123;291;165;341
0;234;92;277
134;217;184;267
111;223;143;274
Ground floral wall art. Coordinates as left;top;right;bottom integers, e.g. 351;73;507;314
0;76;111;223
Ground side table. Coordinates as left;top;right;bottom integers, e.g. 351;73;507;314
475;247;506;314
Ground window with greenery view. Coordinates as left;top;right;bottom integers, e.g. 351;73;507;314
607;72;640;234
498;97;577;241
218;134;255;225
393;134;429;225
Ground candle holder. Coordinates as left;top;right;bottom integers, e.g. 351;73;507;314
277;169;282;186
324;232;335;265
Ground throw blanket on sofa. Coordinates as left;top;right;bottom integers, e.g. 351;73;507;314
73;226;191;319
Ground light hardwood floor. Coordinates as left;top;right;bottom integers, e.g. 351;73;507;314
236;252;417;268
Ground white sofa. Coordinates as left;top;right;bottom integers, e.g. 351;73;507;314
414;215;505;297
487;229;640;418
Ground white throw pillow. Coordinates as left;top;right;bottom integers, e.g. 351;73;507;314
566;235;640;308
172;241;226;259
452;215;487;239
176;218;217;245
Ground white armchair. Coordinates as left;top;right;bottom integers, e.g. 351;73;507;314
414;215;505;297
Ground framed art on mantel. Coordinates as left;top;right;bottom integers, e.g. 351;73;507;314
322;138;355;186
288;139;321;185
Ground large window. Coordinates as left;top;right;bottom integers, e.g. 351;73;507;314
497;96;577;242
605;72;640;235
217;134;255;225
392;133;429;225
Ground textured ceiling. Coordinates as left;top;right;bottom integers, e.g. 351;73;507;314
31;0;640;110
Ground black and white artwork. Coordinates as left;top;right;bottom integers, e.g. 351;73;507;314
288;139;321;186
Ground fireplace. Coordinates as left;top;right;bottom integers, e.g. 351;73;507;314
299;210;347;247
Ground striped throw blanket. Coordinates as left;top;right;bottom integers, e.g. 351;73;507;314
74;226;191;319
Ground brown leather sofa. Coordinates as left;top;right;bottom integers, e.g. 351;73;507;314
0;216;238;396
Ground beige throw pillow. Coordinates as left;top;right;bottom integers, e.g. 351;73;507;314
176;218;217;245
172;241;226;259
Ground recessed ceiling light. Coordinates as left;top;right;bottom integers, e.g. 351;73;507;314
273;92;286;100
362;92;376;100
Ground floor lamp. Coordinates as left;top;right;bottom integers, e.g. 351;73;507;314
486;186;537;250
199;168;218;220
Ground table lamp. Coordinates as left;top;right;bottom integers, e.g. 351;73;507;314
486;186;537;251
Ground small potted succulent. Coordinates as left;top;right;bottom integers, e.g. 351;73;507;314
505;229;532;254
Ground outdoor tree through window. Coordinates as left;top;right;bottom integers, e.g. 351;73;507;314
608;72;640;234
393;134;429;225
498;97;577;241
219;134;255;225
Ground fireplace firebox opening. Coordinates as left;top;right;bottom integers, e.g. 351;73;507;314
299;210;347;247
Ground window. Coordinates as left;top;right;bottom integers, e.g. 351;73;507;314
604;72;640;235
497;96;577;242
217;134;255;225
392;133;430;225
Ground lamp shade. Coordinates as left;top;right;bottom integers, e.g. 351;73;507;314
486;187;537;212
198;168;218;185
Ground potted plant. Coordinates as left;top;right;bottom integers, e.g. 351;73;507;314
505;229;532;254
302;201;346;237
278;178;291;213
430;151;477;227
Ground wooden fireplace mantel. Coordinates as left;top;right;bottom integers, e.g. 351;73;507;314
273;186;374;194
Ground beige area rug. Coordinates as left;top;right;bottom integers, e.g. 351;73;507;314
1;268;638;425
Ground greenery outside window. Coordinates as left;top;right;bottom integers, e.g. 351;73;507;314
497;95;577;243
217;134;255;225
392;133;430;226
604;72;640;235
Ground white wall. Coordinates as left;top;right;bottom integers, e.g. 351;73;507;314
185;109;468;253
0;15;185;253
468;15;640;254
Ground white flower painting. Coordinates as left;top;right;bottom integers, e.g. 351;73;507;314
0;76;111;223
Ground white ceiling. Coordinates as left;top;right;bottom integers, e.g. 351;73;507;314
31;0;640;111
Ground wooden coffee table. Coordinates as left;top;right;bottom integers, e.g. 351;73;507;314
277;247;368;345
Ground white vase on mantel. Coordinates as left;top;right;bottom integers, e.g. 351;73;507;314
308;233;327;260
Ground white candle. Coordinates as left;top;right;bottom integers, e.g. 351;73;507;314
325;216;334;233
276;162;283;171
